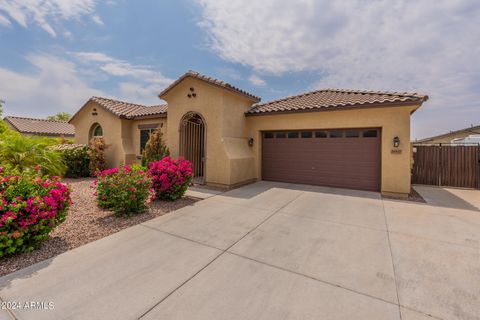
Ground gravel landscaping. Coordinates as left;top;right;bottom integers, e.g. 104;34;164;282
0;178;197;277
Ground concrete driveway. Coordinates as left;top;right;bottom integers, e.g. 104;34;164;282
1;182;479;320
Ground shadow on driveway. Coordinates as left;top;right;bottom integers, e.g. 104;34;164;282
413;185;480;212
218;180;381;201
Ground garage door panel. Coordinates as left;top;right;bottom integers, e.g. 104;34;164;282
264;169;379;183
262;129;380;191
263;161;379;174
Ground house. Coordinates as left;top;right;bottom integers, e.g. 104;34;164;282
70;70;428;197
415;124;480;144
4;116;75;138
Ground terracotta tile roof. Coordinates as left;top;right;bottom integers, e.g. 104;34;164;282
87;96;167;120
4;116;75;137
246;89;428;115
159;70;261;103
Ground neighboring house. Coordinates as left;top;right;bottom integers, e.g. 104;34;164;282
70;70;428;197
4;116;75;138
415;124;480;144
451;135;480;144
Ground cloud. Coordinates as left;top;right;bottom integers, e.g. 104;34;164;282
0;53;103;117
0;51;174;118
196;0;480;138
0;0;99;36
91;14;103;25
74;51;173;103
249;74;266;86
0;14;10;26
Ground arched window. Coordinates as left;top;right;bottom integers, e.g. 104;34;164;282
91;124;103;138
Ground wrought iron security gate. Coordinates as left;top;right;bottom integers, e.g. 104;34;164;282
179;112;205;183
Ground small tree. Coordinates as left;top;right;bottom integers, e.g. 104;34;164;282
47;112;71;122
88;138;107;174
142;129;169;166
0;99;4;118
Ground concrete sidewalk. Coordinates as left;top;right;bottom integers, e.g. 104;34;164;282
1;182;479;320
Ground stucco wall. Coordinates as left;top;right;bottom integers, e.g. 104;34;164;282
71;88;419;196
162;77;256;187
70;101;125;168
246;106;418;196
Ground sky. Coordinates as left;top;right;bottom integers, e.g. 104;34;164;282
0;0;479;139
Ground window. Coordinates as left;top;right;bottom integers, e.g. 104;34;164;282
276;132;286;138
329;130;343;138
92;124;103;138
315;131;327;138
264;132;274;139
363;129;378;138
301;131;313;138
140;129;156;152
287;132;299;138
345;129;359;138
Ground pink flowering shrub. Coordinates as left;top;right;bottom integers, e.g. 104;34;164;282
94;165;153;216
0;171;71;257
148;157;193;201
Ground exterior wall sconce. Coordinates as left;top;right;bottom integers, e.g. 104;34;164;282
393;136;400;148
248;138;254;147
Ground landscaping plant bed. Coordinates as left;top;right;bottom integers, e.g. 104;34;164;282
0;178;197;277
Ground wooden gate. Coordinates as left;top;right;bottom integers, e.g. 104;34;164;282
179;112;205;183
412;144;480;188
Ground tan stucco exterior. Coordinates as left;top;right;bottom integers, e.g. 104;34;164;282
71;77;422;197
246;106;417;196
162;77;256;188
71;101;168;168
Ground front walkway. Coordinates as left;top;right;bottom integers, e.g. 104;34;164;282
1;182;479;320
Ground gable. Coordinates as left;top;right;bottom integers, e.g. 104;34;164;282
159;70;260;103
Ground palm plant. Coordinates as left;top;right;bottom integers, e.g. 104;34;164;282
0;133;66;176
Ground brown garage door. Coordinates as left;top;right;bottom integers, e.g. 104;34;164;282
262;128;381;191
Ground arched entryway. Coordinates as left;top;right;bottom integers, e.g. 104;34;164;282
179;112;206;184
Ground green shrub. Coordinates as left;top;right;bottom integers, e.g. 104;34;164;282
62;146;91;178
142;129;169;166
0;134;66;177
0;172;71;257
94;165;153;216
88;138;107;175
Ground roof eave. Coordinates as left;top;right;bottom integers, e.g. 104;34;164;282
245;100;424;117
3;118;20;131
127;113;168;120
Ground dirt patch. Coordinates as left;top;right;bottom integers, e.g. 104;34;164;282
0;178;197;277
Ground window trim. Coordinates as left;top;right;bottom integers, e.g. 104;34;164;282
140;128;157;153
329;130;343;138
345;129;360;138
362;129;378;138
92;124;103;138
